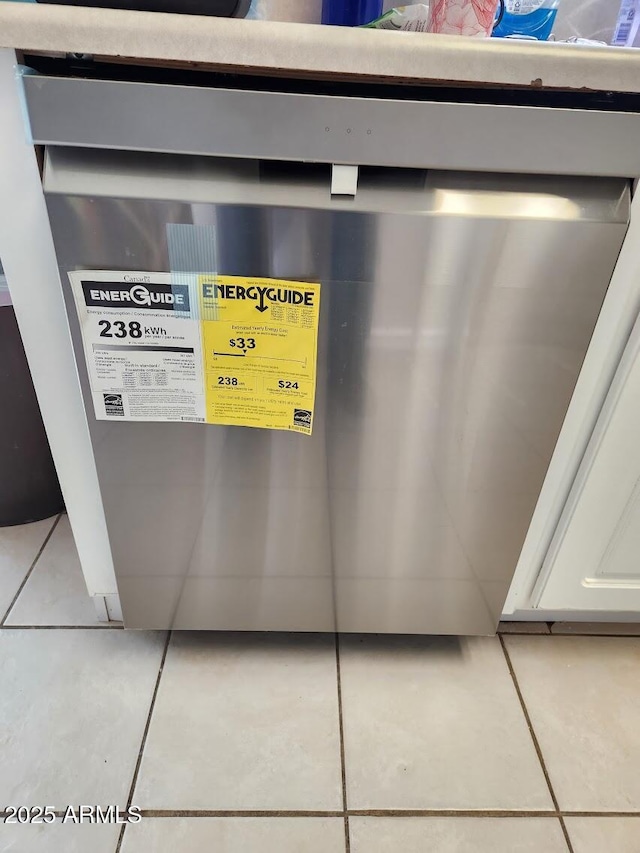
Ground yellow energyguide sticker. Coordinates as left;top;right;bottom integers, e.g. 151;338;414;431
199;275;321;434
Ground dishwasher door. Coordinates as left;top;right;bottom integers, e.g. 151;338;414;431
44;148;630;633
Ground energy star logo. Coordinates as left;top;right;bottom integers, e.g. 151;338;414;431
82;280;190;312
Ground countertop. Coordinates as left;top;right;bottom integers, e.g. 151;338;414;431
1;2;640;93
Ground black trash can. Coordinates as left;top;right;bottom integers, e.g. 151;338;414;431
0;265;64;526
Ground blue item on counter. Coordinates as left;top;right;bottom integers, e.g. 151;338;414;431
492;0;559;40
322;0;383;26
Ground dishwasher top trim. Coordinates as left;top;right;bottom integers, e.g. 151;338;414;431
23;73;640;179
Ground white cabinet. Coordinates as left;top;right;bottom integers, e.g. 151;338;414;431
536;313;640;613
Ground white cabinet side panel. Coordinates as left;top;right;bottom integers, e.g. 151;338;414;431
538;311;640;612
0;50;117;597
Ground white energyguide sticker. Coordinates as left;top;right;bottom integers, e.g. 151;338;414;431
68;271;205;423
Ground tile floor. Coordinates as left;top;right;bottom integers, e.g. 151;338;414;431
1;514;640;852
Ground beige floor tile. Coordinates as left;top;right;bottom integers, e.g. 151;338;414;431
565;817;640;853
121;817;345;852
6;515;100;626
339;636;552;810
0;629;165;807
134;633;343;810
504;636;640;810
349;817;567;853
0;821;119;853
0;516;57;619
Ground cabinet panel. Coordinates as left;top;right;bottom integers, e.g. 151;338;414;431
538;312;640;612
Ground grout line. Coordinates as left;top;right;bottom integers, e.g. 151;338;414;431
335;634;350;853
0;514;62;626
499;636;575;853
561;811;640;818
558;814;576;851
114;808;640;819
140;810;346;818
115;630;172;853
346;809;560;818
3;807;640;819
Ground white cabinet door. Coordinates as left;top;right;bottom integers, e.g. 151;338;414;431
538;313;640;612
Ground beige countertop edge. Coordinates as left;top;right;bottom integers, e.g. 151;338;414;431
1;2;640;92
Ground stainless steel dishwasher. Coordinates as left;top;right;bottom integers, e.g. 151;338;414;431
25;72;630;632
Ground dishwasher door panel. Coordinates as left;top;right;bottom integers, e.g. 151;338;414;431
44;160;629;633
